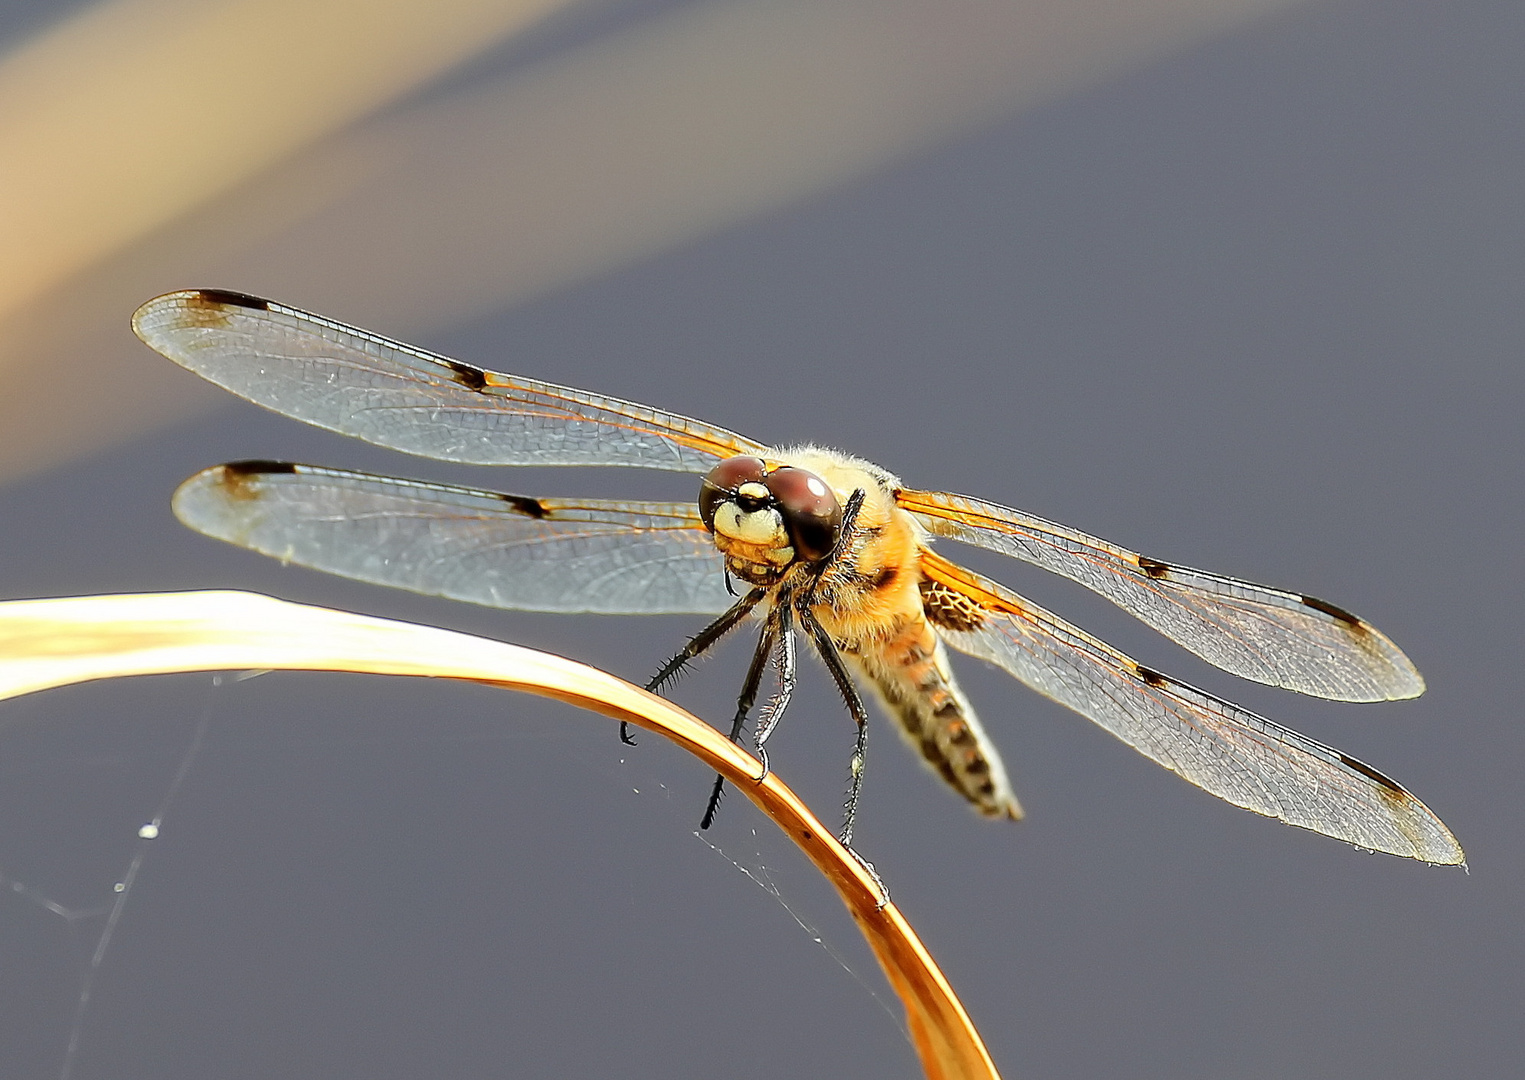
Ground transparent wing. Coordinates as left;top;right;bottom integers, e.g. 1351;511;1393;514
899;488;1422;703
920;552;1460;863
134;290;766;472
174;461;734;615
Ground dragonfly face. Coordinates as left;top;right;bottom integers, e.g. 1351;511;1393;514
132;288;1464;865
698;455;844;582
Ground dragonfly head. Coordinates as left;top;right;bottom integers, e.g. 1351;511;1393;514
699;455;842;580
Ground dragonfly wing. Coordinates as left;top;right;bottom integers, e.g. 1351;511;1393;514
135;290;766;472
174;462;734;615
918;552;1460;863
900;488;1423;702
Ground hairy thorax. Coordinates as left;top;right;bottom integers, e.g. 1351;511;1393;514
711;445;930;647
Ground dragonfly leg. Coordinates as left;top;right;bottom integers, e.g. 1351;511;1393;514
625;587;765;745
700;612;779;829
752;602;797;762
829;489;867;560
798;603;870;848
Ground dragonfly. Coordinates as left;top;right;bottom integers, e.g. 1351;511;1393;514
132;289;1463;864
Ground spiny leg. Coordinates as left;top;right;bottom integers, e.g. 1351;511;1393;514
646;586;767;694
620;587;766;745
700;611;779;829
830;488;867;557
797;603;870;847
752;599;798;780
800;487;886;901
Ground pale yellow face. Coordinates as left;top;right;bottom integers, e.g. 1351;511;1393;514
710;480;789;547
709;479;797;572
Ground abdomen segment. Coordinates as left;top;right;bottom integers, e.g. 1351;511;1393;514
849;615;1022;820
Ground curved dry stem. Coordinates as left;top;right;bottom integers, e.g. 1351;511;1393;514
0;590;1000;1080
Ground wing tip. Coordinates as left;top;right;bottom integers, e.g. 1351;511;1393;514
132;288;273;346
1266;795;1465;865
1296;592;1427;701
1342;832;1465;865
1425;842;1468;867
1405;807;1466;867
1357;645;1426;702
1400;827;1467;866
1388;666;1427;700
172;461;290;525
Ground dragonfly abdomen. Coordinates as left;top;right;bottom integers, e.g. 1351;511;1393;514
850;615;1022;820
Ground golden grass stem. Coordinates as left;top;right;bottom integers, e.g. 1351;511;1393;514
0;590;1000;1080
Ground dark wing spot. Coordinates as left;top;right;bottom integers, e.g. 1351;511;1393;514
179;289;268;330
490;492;548;518
441;359;489;392
1302;594;1364;630
1136;556;1171;579
1136;664;1169;688
217;460;293;501
919;577;987;632
1338;753;1408;795
222;459;297;476
195;289;270;311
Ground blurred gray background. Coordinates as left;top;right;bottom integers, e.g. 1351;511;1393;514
1;0;1521;1077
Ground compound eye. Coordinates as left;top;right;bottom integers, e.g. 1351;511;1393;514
766;466;841;562
698;455;768;532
